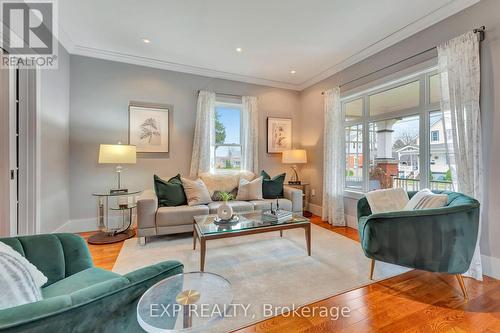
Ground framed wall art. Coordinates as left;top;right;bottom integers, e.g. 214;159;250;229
267;117;292;153
129;104;170;153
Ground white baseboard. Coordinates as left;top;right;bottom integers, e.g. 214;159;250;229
345;214;358;230
481;254;500;280
307;202;358;230
307;203;322;216
53;214;138;234
54;218;98;233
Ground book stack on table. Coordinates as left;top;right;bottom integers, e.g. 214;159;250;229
262;209;293;223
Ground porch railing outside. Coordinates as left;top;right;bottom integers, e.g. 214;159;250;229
393;177;453;191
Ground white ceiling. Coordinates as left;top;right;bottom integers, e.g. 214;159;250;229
58;0;479;91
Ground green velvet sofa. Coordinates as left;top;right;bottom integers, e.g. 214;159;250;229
357;190;479;298
0;233;183;332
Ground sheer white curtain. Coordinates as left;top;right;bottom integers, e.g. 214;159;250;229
241;96;259;174
322;87;345;226
190;90;216;177
438;31;483;280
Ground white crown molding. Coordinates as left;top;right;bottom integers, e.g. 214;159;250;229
297;0;481;90
71;45;302;91
57;27;76;54
62;0;478;92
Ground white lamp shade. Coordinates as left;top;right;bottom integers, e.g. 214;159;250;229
282;149;307;164
98;144;137;164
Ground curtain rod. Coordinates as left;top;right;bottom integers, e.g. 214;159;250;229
321;26;486;95
197;90;242;98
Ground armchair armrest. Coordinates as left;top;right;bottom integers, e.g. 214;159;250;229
0;296;72;331
137;189;158;232
284;186;303;213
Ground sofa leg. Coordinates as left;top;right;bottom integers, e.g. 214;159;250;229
455;274;468;300
138;237;146;246
369;259;375;280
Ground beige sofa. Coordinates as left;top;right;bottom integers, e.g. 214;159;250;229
136;172;303;244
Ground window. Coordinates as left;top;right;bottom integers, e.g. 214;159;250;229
342;68;451;193
214;103;242;171
431;130;439;142
429;111;453;190
345;124;363;190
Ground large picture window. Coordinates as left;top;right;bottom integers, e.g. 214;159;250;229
213;103;242;171
343;67;453;193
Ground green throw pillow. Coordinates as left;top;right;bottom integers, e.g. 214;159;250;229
154;174;187;207
261;170;286;199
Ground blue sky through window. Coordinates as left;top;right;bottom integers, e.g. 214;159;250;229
216;106;241;144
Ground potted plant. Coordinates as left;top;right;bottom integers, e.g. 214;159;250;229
217;191;234;221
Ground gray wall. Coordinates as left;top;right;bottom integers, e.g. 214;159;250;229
39;43;70;233
298;0;500;259
69;56;300;222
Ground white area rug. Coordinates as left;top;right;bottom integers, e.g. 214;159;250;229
113;224;409;332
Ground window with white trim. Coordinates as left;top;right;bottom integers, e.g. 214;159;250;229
342;67;454;193
213;102;242;171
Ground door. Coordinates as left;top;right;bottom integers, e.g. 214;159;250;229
0;49;12;236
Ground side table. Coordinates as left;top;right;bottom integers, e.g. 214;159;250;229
286;182;312;217
88;190;142;245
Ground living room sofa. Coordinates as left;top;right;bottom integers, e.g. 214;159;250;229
0;233;183;332
137;172;303;243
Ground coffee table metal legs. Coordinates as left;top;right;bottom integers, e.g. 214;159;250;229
305;223;311;256
193;223;197;250
200;239;206;272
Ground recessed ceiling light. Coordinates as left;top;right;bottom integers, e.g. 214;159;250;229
235;47;243;53
290;70;297;74
142;38;151;44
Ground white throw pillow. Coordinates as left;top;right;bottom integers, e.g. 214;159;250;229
0;242;47;310
236;176;263;201
181;177;212;206
365;188;409;214
404;188;448;210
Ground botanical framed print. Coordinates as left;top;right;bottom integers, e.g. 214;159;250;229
129;105;169;153
267;117;292;153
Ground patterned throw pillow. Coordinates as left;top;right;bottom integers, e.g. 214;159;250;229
0;242;47;310
261;170;286;199
154;174;188;207
404;189;448;210
181;178;213;206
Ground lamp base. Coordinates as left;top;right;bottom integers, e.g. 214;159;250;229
288;181;302;185
110;188;128;194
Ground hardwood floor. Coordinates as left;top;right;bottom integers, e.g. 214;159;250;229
80;215;500;333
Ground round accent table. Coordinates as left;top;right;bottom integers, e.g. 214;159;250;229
137;272;233;333
88;190;142;245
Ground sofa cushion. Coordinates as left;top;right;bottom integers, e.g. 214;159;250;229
207;201;254;214
156;205;209;227
261;170;286;199
251;199;293;212
154;174;187;207
42;267;127;299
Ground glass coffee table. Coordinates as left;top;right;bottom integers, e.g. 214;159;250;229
193;211;311;271
137;272;233;332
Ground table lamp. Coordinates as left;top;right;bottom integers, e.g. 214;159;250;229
98;143;137;193
282;149;307;185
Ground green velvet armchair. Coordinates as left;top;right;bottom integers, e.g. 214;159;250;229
0;233;183;332
357;190;479;298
